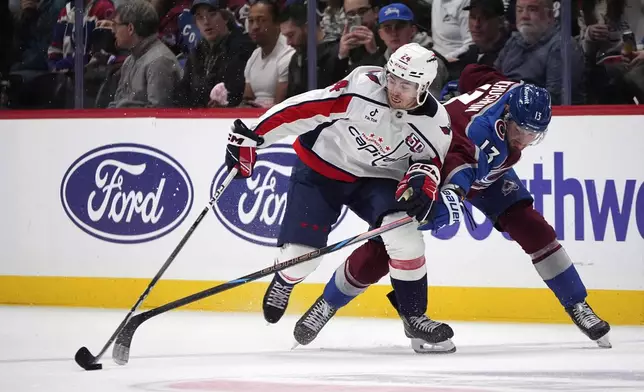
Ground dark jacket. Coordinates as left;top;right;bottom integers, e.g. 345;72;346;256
286;40;344;98
494;26;586;105
459;29;511;68
175;28;255;108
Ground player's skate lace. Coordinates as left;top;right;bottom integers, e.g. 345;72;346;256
408;315;444;333
265;281;293;310
570;302;602;330
301;298;336;332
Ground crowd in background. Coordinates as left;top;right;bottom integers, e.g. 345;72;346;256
1;0;643;109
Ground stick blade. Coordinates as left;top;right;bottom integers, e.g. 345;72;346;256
74;347;103;370
112;315;142;365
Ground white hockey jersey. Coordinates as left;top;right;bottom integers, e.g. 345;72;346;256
252;66;453;182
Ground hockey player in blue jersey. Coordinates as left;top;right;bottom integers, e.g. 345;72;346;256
293;64;612;353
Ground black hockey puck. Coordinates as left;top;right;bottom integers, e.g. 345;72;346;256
85;363;103;371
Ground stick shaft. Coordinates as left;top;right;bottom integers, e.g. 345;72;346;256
135;216;414;323
90;168;238;362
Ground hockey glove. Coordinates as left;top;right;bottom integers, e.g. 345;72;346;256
395;161;440;224
418;185;464;231
225;119;264;178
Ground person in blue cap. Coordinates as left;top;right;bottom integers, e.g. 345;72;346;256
375;3;448;97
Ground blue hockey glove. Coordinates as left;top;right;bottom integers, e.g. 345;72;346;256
418;185;464;231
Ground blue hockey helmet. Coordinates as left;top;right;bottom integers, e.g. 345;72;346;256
506;84;552;145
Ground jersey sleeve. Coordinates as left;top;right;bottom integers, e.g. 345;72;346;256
442;120;497;194
252;72;360;147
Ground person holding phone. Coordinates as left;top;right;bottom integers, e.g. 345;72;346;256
335;0;385;77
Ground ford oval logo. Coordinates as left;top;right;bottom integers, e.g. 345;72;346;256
60;143;194;243
210;144;347;246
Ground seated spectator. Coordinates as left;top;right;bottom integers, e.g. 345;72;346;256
579;0;634;104
90;20;130;108
430;0;473;63
108;0;182;108
280;4;344;98
458;0;510;67
494;0;585;104
47;0;115;72
175;0;255;107
506;0;580;37
8;0;69;108
320;0;346;42
11;0;66;73
336;0;384;75
375;3;448;97
243;0;295;107
623;49;644;102
153;0;202;56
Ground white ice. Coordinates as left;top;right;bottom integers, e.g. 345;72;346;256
1;306;643;392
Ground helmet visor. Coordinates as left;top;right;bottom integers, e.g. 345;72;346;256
508;121;548;148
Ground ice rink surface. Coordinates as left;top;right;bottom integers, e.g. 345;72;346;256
1;306;643;392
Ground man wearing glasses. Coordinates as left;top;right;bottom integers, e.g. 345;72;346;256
108;0;181;108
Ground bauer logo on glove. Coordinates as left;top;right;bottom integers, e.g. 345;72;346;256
225;119;264;179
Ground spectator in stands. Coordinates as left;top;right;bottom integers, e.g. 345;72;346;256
175;0;255;107
47;0;115;72
506;0;580;37
281;4;343;98
152;0;201;57
623;49;644;102
374;3;448;97
579;0;634;104
11;0;66;73
108;0;181;108
494;0;586;104
320;0;346;42
8;0;68;108
459;0;510;67
243;0;295;107
335;0;384;75
430;0;473;63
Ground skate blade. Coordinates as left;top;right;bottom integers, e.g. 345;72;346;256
596;333;612;349
411;338;456;354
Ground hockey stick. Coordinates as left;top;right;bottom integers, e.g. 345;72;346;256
74;168;239;371
111;215;414;365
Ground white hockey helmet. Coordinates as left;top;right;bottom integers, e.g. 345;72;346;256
385;43;438;106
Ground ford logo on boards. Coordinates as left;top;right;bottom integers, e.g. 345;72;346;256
61;143;194;243
211;144;348;246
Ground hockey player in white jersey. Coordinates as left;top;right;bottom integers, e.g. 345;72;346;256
225;43;455;347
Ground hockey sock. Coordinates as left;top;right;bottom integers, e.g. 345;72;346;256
536;246;587;308
323;262;369;308
389;257;428;317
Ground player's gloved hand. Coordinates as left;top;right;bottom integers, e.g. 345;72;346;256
225;119;264;178
418;185;464;231
395;161;440;224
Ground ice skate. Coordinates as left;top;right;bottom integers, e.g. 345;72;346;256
386;291;456;353
293;295;337;346
262;273;295;324
565;301;611;348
